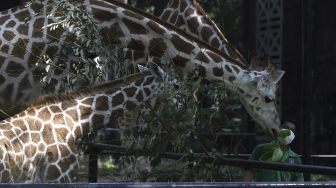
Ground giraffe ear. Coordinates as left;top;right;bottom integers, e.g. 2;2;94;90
137;63;166;78
265;64;285;84
264;62;285;84
270;70;285;84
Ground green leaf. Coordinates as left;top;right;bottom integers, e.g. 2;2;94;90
262;143;276;150
258;143;283;162
259;150;273;161
278;129;291;138
271;147;283;161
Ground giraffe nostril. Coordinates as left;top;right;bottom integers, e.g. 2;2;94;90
264;96;274;103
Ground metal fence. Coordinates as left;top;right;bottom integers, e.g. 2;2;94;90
85;143;336;183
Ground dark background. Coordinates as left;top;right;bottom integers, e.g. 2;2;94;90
241;0;336;170
0;0;23;10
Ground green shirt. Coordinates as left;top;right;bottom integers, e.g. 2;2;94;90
249;143;304;182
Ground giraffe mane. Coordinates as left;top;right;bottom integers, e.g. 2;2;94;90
29;71;150;108
190;0;246;63
102;0;247;68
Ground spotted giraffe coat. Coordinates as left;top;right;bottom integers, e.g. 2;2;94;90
0;0;283;134
0;67;164;182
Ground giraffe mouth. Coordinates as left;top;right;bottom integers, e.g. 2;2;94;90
265;127;279;137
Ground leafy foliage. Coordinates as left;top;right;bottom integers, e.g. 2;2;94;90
127;62;246;181
30;0;118;92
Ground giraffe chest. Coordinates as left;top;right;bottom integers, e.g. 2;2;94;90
0;119;79;182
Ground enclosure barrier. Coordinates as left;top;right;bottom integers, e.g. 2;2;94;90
1;182;336;188
85;143;336;183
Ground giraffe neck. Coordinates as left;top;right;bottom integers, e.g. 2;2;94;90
0;0;124;116
0;0;247;117
160;0;246;63
0;0;76;112
92;0;283;135
87;0;249;86
28;70;163;139
88;0;245;67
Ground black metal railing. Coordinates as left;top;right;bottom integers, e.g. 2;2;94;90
85;143;336;183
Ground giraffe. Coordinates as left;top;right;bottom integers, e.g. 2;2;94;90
159;0;246;64
0;0;283;135
88;0;284;135
0;64;165;182
111;0;251;149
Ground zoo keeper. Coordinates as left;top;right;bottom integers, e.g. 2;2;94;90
243;122;304;182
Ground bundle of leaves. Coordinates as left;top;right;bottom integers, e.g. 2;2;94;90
258;129;292;162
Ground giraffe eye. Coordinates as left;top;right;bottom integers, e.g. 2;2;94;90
264;96;274;103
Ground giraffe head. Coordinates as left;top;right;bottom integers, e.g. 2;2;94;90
239;64;285;136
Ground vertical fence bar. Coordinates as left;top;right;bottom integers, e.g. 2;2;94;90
88;146;98;183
